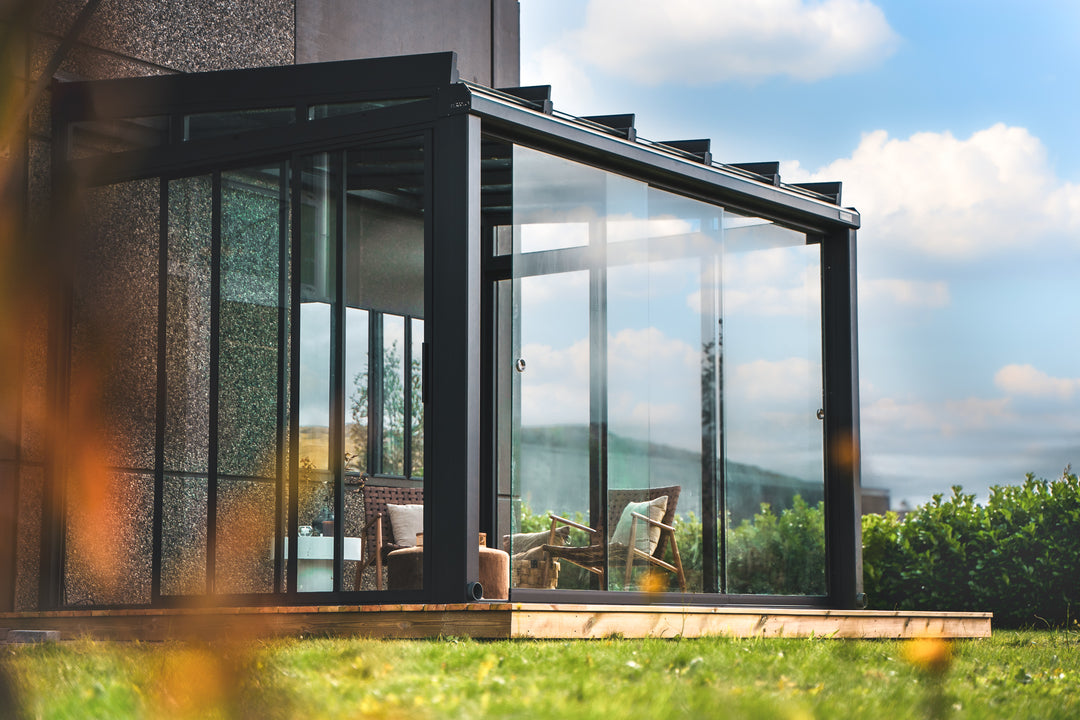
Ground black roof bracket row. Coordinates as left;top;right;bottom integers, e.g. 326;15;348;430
792;181;842;205
495;85;554;114
730;162;781;186
581;113;637;141
658;139;713;165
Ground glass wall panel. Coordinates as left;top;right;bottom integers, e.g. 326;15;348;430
219;165;285;478
74;179;159;470
166;175;212;474
605;187;720;593
185;108;295;142
345;308;369;470
298;152;337;586
722;216;825;595
215;164;288;594
310;98;424;119
161;476;207;595
498;142;827;599
63;471;153;606
381;314;406;476
215;478;276;594
511;270;591;589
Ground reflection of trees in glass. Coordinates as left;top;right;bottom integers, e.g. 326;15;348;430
348;339;423;477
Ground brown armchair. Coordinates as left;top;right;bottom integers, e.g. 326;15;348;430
355;484;423;590
542;485;686;592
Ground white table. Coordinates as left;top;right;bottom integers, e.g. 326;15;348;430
287;536;364;592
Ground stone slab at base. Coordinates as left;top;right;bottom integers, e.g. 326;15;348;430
0;604;991;642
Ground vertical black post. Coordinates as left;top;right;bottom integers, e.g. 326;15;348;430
274;159;289;594
588;220;607;589
41;107;75;609
368;313;384;473
699;253;719;595
206;171;222;595
429;113;481;601
151;177;168;603
287;155;302;595
821;228;863;609
332;150;346;591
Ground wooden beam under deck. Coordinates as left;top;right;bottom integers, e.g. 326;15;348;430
0;604;991;642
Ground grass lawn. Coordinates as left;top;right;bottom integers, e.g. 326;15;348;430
3;630;1078;719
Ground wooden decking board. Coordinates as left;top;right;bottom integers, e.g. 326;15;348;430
0;604;991;641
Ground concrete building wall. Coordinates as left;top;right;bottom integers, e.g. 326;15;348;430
298;0;519;86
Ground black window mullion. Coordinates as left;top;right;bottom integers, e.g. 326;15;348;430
207;170;222;595
369;312;384;474
589;218;607;591
331;149;346;591
700;251;720;594
151;176;168;603
273;158;288;594
286;155;301;595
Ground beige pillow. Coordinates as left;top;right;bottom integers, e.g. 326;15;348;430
609;496;667;553
386;503;424;547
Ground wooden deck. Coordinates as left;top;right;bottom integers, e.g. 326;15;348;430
1;603;991;641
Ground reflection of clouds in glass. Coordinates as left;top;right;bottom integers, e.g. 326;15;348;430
729;357;819;404
607;213;698;244
520;338;590;426
721;247;820;316
519;221;589;252
607;327;700;450
725;356;823;480
520;270;589;304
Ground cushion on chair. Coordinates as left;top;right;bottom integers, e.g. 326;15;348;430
609;495;668;553
386;503;424;547
502;525;570;554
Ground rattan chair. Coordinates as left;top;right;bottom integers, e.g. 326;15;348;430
542;485;686;592
355;484;423;590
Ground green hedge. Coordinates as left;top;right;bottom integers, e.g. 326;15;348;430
513;469;1080;625
862;468;1080;627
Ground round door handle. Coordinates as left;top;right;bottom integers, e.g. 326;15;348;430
816;408;825;420
515;358;527;373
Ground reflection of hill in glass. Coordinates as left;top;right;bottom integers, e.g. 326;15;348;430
298;426;329;468
519;425;822;521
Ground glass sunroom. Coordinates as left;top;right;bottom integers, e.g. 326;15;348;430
47;51;862;610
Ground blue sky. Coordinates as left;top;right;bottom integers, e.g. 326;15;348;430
519;0;1080;507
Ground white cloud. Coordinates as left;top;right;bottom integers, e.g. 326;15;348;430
521;45;598;112
567;0;898;85
994;364;1080;400
859;276;950;309
787;124;1080;259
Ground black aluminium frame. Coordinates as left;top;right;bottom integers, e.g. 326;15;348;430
46;52;863;610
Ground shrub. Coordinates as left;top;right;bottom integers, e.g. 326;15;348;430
862;468;1080;628
726;496;826;596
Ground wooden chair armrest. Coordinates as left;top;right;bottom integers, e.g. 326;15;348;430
629;511;675;533
548;513;600;535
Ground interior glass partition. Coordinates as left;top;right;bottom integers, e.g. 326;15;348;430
298;136;426;593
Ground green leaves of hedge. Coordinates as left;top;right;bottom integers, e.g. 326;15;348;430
862;468;1080;627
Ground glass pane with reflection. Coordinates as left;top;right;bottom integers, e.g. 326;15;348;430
722;215;825;595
